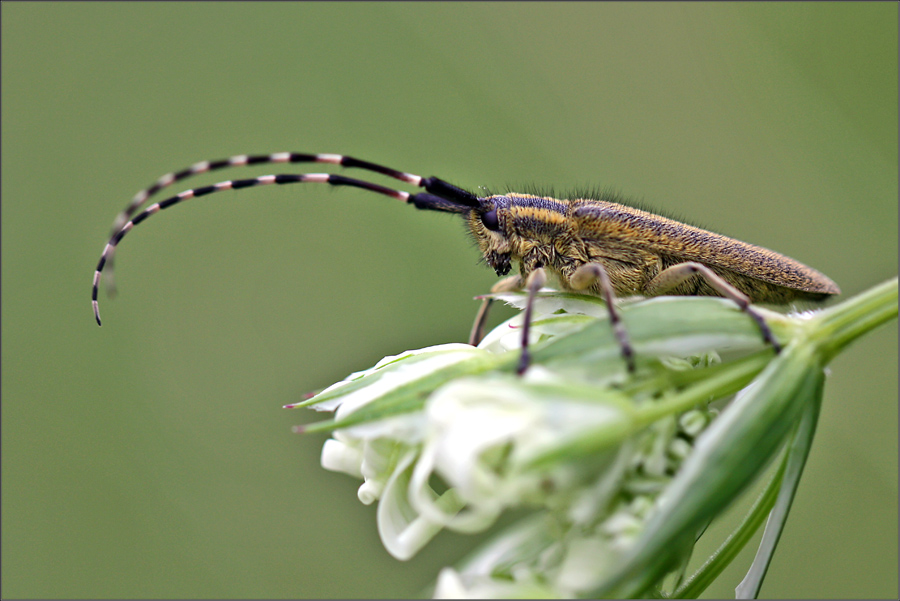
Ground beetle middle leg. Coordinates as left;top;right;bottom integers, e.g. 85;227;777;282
644;262;782;352
570;262;636;373
473;264;637;374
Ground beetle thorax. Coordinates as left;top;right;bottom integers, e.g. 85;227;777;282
468;194;584;277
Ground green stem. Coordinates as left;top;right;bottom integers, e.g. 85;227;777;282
805;278;898;363
638;351;772;426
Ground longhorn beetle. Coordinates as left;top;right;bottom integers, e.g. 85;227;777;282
91;152;840;373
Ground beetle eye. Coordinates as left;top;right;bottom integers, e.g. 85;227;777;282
480;209;500;231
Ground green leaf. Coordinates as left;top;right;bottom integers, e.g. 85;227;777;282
735;377;824;599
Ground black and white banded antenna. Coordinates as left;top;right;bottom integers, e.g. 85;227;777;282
92;153;482;326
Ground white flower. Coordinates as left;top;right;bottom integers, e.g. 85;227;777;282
296;280;895;598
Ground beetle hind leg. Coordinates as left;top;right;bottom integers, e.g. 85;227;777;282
644;262;782;352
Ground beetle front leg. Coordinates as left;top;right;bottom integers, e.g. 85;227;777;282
470;270;549;375
468;275;523;346
516;268;547;375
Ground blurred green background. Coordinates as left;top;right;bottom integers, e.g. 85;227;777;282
3;2;896;598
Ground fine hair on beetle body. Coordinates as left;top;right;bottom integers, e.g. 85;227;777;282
92;152;840;374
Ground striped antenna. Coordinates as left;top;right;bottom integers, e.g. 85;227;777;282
103;153;474;294
92;154;482;326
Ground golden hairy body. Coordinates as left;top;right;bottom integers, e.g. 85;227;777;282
467;192;840;305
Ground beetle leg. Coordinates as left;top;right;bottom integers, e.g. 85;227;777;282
468;275;523;346
516;268;547;374
571;262;636;372
644;262;781;352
